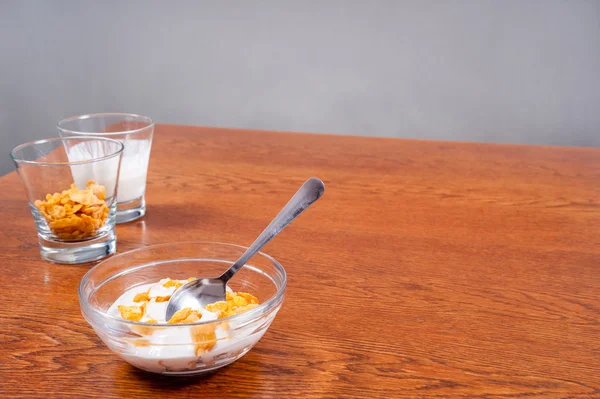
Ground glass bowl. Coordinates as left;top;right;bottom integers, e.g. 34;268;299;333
79;242;287;376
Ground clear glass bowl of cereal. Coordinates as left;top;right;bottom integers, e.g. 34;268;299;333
78;241;286;376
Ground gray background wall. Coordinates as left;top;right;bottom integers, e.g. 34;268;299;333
2;0;599;175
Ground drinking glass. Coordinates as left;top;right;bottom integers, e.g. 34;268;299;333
10;137;123;264
57;113;154;223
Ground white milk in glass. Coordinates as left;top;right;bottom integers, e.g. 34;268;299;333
68;139;150;202
116;139;151;203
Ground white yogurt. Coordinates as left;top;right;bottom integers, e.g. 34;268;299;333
106;279;265;373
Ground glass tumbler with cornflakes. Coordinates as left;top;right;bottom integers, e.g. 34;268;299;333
10;137;124;264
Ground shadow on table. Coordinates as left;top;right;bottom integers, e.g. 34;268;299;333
128;365;222;387
112;355;263;395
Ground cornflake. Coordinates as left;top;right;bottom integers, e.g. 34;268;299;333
155;296;171;303
191;325;217;356
204;291;259;319
34;180;110;240
167;308;202;324
133;339;153;347
132;321;160;337
162;279;183;289
118;304;146;321
133;292;150;303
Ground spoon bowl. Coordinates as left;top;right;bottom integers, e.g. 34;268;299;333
167;277;227;311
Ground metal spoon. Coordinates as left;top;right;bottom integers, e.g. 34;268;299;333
165;177;325;320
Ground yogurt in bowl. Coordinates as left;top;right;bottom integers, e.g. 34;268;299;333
79;242;286;375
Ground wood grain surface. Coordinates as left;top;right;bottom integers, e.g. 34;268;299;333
1;125;599;398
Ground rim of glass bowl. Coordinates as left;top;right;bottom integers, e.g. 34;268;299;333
57;113;155;136
78;241;288;327
10;136;124;166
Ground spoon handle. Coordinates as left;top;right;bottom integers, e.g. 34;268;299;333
219;177;325;282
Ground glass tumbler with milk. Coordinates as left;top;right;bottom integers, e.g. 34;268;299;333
58;113;154;223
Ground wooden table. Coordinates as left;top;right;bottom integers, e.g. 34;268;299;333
1;125;599;398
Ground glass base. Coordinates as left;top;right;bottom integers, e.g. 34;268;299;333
39;230;116;264
116;196;146;224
